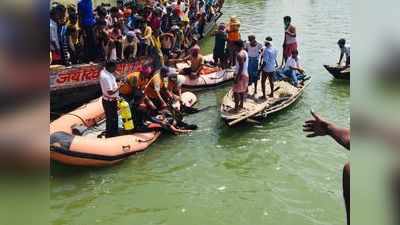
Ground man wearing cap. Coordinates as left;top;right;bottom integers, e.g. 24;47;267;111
99;60;123;138
167;68;186;101
213;23;227;68
144;66;169;110
122;31;138;60
171;25;184;52
260;36;278;99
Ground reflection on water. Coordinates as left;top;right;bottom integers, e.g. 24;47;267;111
51;0;350;225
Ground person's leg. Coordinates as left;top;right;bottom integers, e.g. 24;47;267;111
239;93;244;109
109;100;119;137
116;41;123;60
284;69;298;87
267;72;275;97
261;72;267;99
102;99;118;138
343;162;350;225
84;25;97;62
233;92;239;111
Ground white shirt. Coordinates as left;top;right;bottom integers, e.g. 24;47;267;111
285;56;300;70
50;19;59;51
341;44;350;58
99;69;119;99
245;42;263;58
176;75;186;87
262;46;278;72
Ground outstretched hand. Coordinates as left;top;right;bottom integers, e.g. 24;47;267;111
303;111;331;138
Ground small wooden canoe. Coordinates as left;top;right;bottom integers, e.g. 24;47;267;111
176;54;235;91
220;78;310;126
323;65;350;80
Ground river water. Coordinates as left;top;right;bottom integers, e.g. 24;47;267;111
51;0;350;224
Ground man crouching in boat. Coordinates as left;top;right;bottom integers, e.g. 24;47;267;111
232;40;249;113
166;68;186;102
172;46;205;80
278;49;305;88
144;66;170;110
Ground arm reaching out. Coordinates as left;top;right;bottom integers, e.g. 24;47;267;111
303;111;350;150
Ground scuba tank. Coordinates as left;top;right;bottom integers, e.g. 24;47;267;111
118;99;134;131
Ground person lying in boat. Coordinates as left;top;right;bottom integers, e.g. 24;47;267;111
129;83;197;135
276;49;306;88
150;109;198;135
171;46;205;79
337;38;350;69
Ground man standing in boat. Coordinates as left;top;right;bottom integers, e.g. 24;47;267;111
232;40;249;113
260;36;278;99
100;60;122;138
245;35;263;96
337;38;350;69
281;16;298;67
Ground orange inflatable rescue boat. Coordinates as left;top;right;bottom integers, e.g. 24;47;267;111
50;98;161;167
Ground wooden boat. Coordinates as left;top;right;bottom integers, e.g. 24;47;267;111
220;78;311;126
176;54;235;91
323;65;350;80
50;61;139;113
50;92;197;167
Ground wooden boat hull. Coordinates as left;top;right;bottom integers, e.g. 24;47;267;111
323;65;350;80
220;79;311;126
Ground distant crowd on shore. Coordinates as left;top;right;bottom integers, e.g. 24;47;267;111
50;0;224;67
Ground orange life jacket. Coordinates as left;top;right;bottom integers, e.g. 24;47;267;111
119;72;146;96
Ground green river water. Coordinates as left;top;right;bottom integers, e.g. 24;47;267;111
51;0;350;224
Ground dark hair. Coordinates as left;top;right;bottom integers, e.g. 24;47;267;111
338;38;346;45
248;35;255;40
234;39;244;48
284;16;291;22
292;49;299;55
160;66;170;75
105;60;117;71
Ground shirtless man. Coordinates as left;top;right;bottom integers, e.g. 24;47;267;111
173;46;204;79
281;16;298;67
232;40;249;112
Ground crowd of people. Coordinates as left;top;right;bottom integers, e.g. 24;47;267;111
216;16;311;112
49;0;224;67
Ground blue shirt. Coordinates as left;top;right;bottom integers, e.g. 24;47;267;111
78;0;96;26
263;46;278;72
